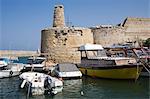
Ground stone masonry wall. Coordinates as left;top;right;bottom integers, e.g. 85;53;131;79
123;18;150;42
41;27;93;63
53;5;65;27
92;18;150;47
92;26;126;47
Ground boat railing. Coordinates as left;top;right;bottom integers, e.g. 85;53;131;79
87;56;133;60
138;59;150;74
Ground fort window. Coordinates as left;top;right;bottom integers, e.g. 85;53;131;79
55;30;57;33
64;38;67;41
60;30;64;33
62;33;67;35
59;6;63;8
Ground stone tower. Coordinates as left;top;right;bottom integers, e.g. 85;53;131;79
53;5;65;27
41;5;93;63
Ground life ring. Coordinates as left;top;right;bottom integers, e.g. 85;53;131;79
9;71;13;76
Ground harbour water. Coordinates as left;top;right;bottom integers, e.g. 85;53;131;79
0;76;149;99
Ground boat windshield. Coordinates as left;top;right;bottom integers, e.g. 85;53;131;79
27;59;45;64
87;50;107;57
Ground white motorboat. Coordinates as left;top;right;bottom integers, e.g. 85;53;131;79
0;57;24;78
19;72;63;96
22;57;46;72
0;63;24;78
52;63;82;79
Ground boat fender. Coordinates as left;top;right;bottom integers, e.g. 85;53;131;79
9;71;13;76
21;80;26;88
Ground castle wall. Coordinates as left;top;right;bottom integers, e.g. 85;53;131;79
92;18;150;46
124;18;150;41
92;26;126;47
41;5;150;64
41;27;93;63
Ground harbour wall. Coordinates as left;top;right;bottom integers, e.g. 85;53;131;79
0;50;38;59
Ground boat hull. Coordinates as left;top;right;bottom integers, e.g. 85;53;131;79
79;65;143;79
0;70;20;78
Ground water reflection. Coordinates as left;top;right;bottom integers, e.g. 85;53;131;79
0;76;149;99
82;77;149;99
62;79;83;98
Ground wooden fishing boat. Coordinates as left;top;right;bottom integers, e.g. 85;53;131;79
78;44;143;80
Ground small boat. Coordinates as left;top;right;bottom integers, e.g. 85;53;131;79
0;58;24;78
0;58;10;67
78;44;143;80
22;57;46;72
52;63;82;79
19;72;63;96
0;63;24;78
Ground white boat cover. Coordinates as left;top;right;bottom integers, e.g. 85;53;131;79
57;63;79;72
79;44;104;51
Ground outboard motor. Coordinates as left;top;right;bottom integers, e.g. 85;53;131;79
44;76;53;95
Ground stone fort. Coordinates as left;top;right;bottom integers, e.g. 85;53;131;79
41;5;150;63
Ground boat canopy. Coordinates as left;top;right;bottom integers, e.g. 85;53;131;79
57;63;79;72
79;44;104;51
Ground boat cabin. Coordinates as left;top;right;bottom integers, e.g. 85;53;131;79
78;44;138;67
79;44;107;59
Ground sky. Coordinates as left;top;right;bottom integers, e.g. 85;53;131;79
0;0;149;50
